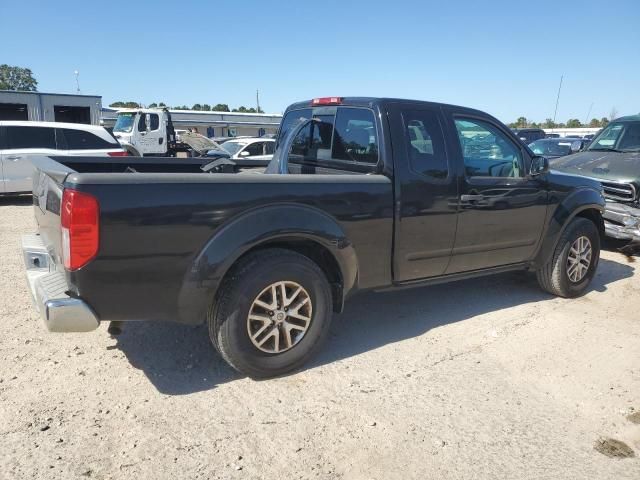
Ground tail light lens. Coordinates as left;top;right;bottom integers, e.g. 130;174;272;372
108;150;129;156
61;189;99;270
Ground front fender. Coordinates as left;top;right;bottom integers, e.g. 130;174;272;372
532;186;605;268
176;203;358;325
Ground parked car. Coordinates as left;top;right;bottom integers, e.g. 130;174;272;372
551;115;640;243
23;97;604;378
0;121;126;194
545;133;560;138
528;138;588;159
513;128;546;144
219;137;275;163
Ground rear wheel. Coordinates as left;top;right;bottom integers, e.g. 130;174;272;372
536;217;600;297
209;248;333;378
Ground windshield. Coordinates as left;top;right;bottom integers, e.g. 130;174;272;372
114;113;136;133
221;140;246;156
529;139;573;156
588;120;640;152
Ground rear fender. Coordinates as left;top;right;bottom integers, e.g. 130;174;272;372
177;204;358;324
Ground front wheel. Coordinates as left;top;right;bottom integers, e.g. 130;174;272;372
209;248;333;378
536;217;600;297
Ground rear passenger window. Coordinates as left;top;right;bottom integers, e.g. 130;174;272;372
402;110;448;179
62;129;117;150
287;107;379;168
6;126;56;149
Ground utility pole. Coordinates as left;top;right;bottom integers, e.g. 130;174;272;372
552;75;563;131
584;102;594;126
256;89;261;113
74;70;81;93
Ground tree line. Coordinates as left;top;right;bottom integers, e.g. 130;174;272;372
508;117;610;129
108;101;264;113
508;108;622;130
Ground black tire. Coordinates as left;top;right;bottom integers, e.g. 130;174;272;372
536;217;600;297
208;248;333;378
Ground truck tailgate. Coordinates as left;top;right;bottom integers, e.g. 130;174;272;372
22;156;100;332
32;159;67;268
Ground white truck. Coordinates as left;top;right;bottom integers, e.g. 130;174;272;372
112;108;223;157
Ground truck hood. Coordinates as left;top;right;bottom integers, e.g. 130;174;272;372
180;132;227;155
550;150;640;184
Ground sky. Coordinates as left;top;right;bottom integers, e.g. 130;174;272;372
1;0;639;124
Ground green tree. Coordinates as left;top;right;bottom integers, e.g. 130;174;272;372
543;118;556;129
232;106;250;113
212;103;230;112
515;116;528;128
109;101;141;108
589;118;601;128
0;64;38;91
158;102;166;107
192;104;202;111
173;105;190;110
566;118;582;128
202;104;211;111
148;103;158;108
600;117;609;127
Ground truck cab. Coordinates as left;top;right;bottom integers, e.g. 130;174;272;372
112;108;174;156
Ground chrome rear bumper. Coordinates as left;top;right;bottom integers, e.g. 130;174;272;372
22;234;99;332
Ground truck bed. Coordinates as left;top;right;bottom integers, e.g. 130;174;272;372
47;155;269;174
30;155;394;328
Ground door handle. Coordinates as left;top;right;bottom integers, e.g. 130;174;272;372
461;194;483;201
6;155;21;161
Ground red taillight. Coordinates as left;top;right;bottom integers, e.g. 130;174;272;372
108;150;129;156
311;97;342;106
61;189;99;271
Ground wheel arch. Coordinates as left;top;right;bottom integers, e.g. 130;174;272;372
177;204;358;325
533;187;605;269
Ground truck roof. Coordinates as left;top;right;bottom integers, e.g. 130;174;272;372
285;97;491;118
612;114;640;123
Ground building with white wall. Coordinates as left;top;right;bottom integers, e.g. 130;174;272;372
542;127;601;137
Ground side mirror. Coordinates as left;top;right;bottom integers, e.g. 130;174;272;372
145;113;151;132
530;155;549;176
239;150;250;157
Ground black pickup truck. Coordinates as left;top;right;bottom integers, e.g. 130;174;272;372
23;97;605;378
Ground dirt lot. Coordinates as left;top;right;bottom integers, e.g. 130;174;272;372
1;197;639;480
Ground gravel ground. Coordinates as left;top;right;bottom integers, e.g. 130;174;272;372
1;197;639;480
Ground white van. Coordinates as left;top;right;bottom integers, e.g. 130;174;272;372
0;121;126;194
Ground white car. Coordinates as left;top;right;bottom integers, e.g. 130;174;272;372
0;121;126;194
220;137;275;162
